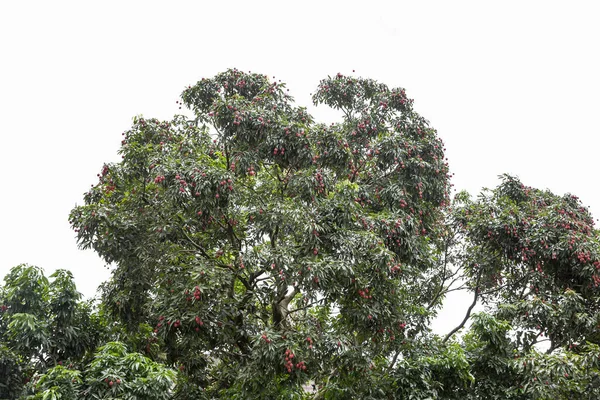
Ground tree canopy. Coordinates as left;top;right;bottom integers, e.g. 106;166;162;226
2;69;600;399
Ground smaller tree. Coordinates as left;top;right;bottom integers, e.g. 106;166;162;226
26;342;177;399
0;265;101;370
0;265;104;398
452;175;600;352
0;343;26;400
26;365;83;400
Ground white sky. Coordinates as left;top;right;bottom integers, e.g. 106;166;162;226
1;1;599;334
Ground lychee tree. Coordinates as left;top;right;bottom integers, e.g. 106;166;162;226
69;69;453;398
65;69;600;399
452;175;600;350
450;176;600;399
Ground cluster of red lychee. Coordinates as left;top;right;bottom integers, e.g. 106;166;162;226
232;111;243;126
314;171;325;194
283;348;295;372
154;315;182;332
154;315;165;332
261;333;271;343
577;252;592;264
185;286;202;302
193;316;204;332
306;336;313;349
283;349;307;373
104;378;121;387
218;178;233;194
358;288;372;299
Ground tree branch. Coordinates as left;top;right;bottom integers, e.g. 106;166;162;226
273;286;298;328
388;349;401;372
443;269;482;343
179;228;212;259
288;298;323;314
427;238;452;310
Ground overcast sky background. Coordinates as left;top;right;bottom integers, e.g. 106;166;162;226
1;1;599;334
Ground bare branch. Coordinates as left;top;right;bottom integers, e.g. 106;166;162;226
443;269;482;343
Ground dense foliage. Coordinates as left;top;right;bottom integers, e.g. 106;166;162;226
2;69;599;399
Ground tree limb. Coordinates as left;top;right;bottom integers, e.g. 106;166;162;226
388;350;401;372
273;286;298;328
443;269;482;343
